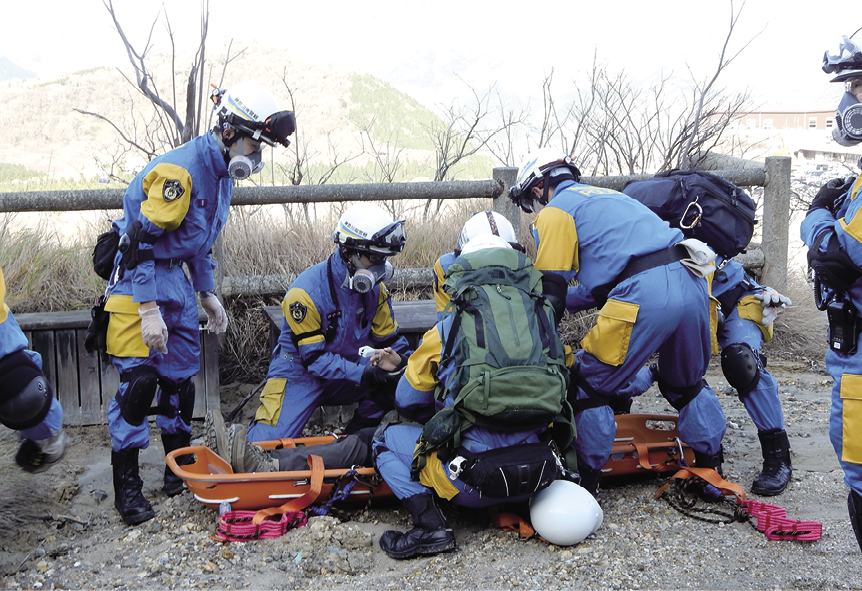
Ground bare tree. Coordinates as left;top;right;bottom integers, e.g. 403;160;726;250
523;4;758;177
75;0;241;174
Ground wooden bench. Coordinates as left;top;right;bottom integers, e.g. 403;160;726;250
262;300;437;354
14;310;220;426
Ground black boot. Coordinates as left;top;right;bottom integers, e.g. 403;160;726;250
577;463;602;499
691;449;724;502
848;489;862;553
161;432;192;497
751;429;792;496
112;449;155;526
379;494;456;559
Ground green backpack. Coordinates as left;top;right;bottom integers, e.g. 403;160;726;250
437;247;570;433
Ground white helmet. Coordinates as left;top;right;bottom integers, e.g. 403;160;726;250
529;480;603;546
332;203;407;257
456;211;517;251
509;149;581;213
823;34;862;82
211;82;296;147
460;234;512;255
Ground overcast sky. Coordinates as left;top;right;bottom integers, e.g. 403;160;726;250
1;0;852;107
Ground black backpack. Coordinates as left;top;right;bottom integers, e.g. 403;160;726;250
622;170;756;258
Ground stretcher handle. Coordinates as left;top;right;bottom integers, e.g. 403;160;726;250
252;454;325;525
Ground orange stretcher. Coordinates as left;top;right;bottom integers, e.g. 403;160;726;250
601;413;695;478
165;435;395;512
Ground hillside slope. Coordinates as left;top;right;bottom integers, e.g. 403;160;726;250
0;41;447;180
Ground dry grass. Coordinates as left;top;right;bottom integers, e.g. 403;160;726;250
0;205;830;383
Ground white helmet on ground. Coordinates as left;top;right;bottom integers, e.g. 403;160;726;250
459;234;513;256
456;211;517;251
211;82;296;147
509;149;581;213
332;203;407;257
529;480;603;546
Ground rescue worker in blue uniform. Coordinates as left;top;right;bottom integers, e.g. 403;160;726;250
373;235;582;559
711;256;793;495
103;82;295;525
245;203;412;443
509;149;727;498
802;32;862;553
0;265;67;473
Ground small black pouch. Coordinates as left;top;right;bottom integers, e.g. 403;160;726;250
84;296;110;354
449;442;560;499
92;228;120;281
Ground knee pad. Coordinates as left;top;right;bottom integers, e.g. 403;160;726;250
117;367;159;427
155;378;196;424
720;342;763;397
175;379;195;425
0;350;52;431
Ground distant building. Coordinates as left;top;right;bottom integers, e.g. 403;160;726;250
710;108;862;166
713;109;835;131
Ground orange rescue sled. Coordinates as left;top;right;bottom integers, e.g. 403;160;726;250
601;413;695;478
165;435;394;511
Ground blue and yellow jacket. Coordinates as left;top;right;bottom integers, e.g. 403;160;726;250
533;180;685;311
266;252;412;385
108;132;232;304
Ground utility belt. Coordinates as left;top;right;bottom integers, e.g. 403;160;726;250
592;244;688;308
155;258;184;269
445;443;562;499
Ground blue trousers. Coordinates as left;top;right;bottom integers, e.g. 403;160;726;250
107;265;200;451
825;347;862;495
573;263;726;471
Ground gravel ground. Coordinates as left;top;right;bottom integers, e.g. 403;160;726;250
1;360;861;590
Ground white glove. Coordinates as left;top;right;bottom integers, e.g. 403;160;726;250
200;292;228;334
139;306;168;354
756;287;792;328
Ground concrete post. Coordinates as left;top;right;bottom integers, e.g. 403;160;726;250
761;156;791;292
493;167;521;242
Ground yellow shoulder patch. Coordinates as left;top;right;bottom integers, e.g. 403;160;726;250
140;163;193;231
535;207;579;273
282;288;323;345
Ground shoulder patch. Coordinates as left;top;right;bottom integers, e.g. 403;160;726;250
289;301;308;323
163;179;185;202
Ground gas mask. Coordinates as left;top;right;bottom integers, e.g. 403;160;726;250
226;136;264;180
833;90;862;147
346;253;394;293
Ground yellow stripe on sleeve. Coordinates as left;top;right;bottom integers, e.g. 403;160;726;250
372;284;399;338
535;207;579;273
405;326;442;392
0;265;8;324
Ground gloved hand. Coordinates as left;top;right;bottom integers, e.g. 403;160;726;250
756;287;792;328
809;177;851;213
139;305;168;354
360;365;394;388
200;291;228;333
